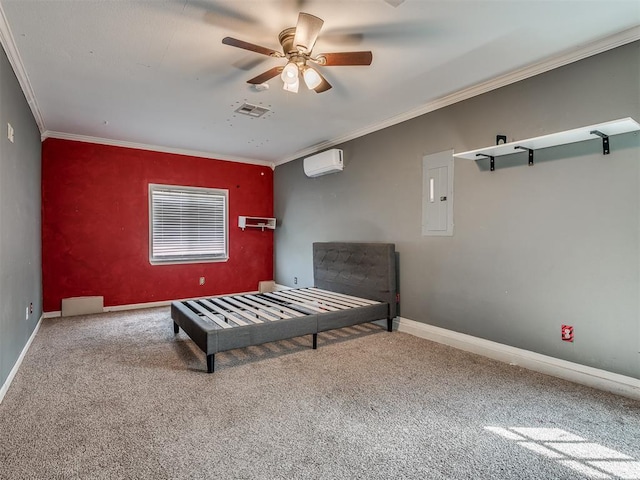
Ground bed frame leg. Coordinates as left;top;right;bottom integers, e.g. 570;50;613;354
312;333;318;350
207;354;215;373
173;321;179;334
387;318;393;332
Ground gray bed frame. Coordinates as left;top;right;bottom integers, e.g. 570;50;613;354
171;242;397;372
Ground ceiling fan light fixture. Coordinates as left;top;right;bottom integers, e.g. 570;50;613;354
302;66;322;90
222;13;372;96
283;77;299;93
281;62;299;85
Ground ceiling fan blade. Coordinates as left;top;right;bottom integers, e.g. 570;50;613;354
313;74;332;93
247;66;284;85
222;37;282;57
316;51;373;66
293;12;324;53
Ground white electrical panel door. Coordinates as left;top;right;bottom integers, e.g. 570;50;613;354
422;150;454;236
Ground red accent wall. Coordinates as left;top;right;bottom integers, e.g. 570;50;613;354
41;138;274;313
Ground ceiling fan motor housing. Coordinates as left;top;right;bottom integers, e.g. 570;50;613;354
278;28;299;56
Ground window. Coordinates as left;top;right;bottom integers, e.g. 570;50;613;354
149;184;228;264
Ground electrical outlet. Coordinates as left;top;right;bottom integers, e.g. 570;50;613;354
7;123;14;143
294;277;298;285
561;325;574;342
199;277;205;286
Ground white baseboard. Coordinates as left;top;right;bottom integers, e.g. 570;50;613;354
103;299;179;312
395;317;640;401
0;315;43;405
103;291;260;312
43;291;261;317
42;300;174;318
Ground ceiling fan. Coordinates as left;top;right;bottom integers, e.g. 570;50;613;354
222;12;373;94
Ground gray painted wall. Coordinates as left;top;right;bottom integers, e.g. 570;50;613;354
274;42;640;379
0;44;42;390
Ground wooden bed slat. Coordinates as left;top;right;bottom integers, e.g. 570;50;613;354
302;288;374;307
245;295;306;317
209;298;265;324
279;289;349;311
199;299;249;326
270;290;340;311
262;292;325;314
284;292;349;312
229;296;296;320
187;301;234;329
266;291;334;312
313;288;379;305
222;296;284;322
282;289;352;310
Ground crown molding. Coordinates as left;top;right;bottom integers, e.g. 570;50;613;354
275;25;640;166
0;3;45;133
42;131;276;168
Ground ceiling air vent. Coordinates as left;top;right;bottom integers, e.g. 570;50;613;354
234;103;270;118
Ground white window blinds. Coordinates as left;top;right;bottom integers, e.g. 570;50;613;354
149;184;228;264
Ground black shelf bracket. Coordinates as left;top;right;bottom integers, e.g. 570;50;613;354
514;146;534;166
476;153;495;171
590;130;610;155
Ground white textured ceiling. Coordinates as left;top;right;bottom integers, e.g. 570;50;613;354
1;0;639;166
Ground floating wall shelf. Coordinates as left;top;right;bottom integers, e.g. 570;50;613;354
238;216;276;231
454;117;640;171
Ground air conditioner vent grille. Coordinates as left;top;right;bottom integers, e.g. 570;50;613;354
235;103;270;117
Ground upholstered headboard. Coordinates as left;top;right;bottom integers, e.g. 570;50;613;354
313;242;397;319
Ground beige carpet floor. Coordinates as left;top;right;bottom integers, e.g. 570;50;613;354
1;307;639;479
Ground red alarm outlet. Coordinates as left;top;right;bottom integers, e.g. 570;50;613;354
562;325;574;342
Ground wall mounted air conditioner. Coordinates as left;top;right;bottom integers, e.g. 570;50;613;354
303;149;343;177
